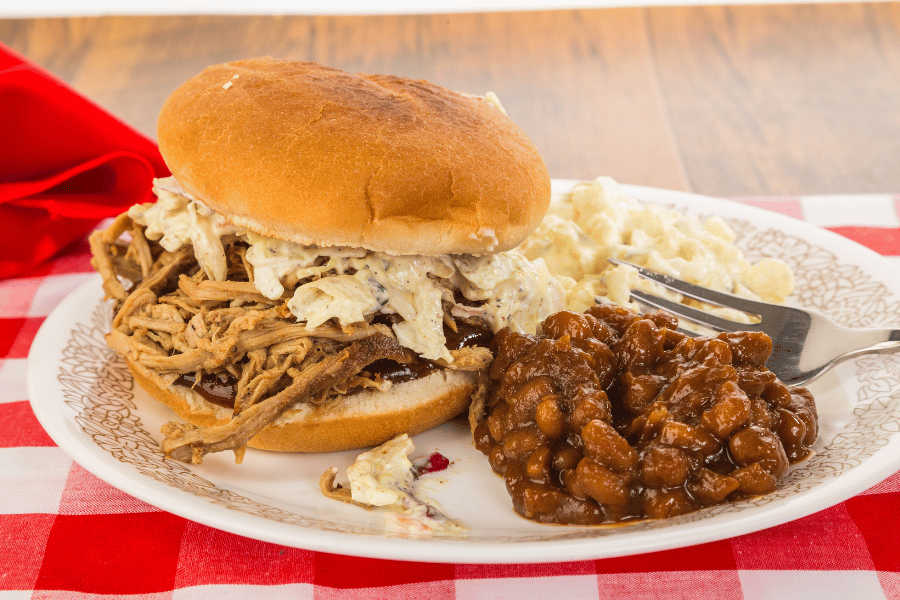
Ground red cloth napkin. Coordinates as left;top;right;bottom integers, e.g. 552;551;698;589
0;44;169;280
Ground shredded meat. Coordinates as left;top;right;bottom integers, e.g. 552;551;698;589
161;333;406;463
126;222;154;279
438;347;493;371
319;467;370;508
89;213;134;300
179;276;273;304
466;372;491;434
91;216;495;464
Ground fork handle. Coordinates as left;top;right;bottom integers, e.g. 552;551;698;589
833;327;900;359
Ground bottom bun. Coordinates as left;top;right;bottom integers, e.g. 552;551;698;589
127;360;477;453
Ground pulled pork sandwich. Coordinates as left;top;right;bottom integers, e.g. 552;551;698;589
89;58;562;464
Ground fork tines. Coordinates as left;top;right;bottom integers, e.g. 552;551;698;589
607;257;766;333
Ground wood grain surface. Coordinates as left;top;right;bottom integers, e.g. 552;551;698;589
3;5;900;196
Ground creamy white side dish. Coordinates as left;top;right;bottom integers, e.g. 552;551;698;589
129;177;565;362
519;177;795;323
346;434;466;534
130;175;789;362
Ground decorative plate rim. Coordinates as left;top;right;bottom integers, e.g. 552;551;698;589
27;182;900;563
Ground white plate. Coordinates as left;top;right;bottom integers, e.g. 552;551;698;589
28;182;900;563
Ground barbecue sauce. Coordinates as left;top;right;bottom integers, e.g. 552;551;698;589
367;318;494;384
172;317;493;406
444;320;494;351
174;372;238;409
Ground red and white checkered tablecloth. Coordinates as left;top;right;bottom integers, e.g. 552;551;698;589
2;194;900;600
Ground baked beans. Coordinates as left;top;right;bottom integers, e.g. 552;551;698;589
474;305;818;525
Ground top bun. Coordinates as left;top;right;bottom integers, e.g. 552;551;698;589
157;58;551;255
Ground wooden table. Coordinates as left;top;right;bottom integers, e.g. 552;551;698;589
3;4;900;197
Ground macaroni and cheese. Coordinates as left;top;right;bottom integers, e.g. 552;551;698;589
519;177;794;324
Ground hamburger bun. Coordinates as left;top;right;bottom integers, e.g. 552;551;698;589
127;359;478;453
157;58;550;255
91;59;556;460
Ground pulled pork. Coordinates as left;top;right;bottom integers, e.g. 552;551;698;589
90;216;492;464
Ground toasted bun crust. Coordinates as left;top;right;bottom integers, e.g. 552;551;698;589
157;58;550;255
127;359;476;453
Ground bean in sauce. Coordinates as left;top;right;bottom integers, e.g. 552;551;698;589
474;305;818;525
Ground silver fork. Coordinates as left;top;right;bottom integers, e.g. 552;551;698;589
608;257;900;386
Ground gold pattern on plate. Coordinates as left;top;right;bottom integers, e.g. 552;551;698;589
56;219;900;542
